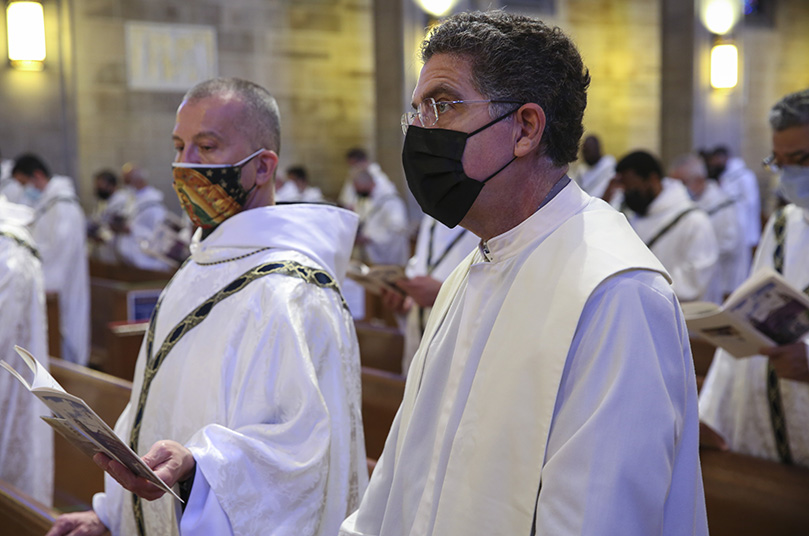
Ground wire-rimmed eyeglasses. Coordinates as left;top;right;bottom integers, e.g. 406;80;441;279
762;152;809;172
401;97;523;134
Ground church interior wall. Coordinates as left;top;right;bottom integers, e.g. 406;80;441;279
0;0;807;214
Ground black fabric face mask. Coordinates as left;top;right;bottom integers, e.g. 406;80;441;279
623;188;656;216
402;108;519;228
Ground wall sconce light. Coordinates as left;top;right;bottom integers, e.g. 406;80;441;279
7;1;46;71
710;42;738;89
414;0;457;18
703;0;738;35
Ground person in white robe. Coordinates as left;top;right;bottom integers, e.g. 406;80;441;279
353;169;410;266
669;153;742;303
708;146;761;290
13;154;90;366
0;197;53;506
700;88;809;468
0;152;26;204
342;12;708;535
382;215;479;374
616;151;719;302
88;169;133;264
338;148;397;210
276;166;324;203
47;77;367;536
569;134;616;199
114;164;172;272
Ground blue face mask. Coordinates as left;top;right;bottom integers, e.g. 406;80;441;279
779;166;809;209
23;185;42;205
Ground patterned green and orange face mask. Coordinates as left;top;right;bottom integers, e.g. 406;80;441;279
171;148;264;230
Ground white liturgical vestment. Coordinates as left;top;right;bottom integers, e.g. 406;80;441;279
355;190;409;266
401;216;478;372
93;204;368;535
342;182;708;536
629;178;719;302
717;157;760;288
569;154;616;199
693;181;742;303
0;197;53;506
700;203;809;467
31;175;90;366
115;185;172;272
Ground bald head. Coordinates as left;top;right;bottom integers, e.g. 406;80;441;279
182;77;281;154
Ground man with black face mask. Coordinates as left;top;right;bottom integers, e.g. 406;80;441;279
342;11;708;536
616;150;719;302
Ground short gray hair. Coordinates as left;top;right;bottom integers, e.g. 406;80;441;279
183;77;281;153
421;11;590;167
669;153;707;181
769;88;809;131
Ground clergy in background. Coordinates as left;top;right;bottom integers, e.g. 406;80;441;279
700;88;809;467
12;154;90;366
0;196;53;506
47;77;368;536
616;150;719;302
342;11;708;536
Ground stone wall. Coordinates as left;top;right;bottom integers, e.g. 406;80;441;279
69;0;373;209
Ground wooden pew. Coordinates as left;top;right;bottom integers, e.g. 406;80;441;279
690;337;716;392
0;480;59;536
356;321;404;375
102;320;148;381
89;258;175;283
46;292;61;359
49;359;132;510
361;367;406;460
701;448;809;536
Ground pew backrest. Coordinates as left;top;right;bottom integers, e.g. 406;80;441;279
0;479;58;536
356;321;404;375
49;359;132;510
361;367;406;460
700;448;809;536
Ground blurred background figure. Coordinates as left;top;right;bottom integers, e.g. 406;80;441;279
113;162;172;271
0;196;53;507
570;134;617;200
87;169;131;264
615;150;718;302
707;145;761;286
339;147;397;211
351;168;409;266
669;153;742;303
275;165;324;203
12;153;90;366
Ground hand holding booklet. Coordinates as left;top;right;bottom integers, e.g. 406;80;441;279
0;346;181;501
346;260;406;296
682;267;809;358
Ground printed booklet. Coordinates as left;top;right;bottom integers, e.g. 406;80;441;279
682;267;809;357
0;346;180;501
346;261;406;296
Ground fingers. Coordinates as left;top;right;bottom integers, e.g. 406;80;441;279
96;453;166;501
46;511;108;536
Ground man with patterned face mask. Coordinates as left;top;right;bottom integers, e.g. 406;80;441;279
700;88;809;468
342;11;707;536
48;78;368;536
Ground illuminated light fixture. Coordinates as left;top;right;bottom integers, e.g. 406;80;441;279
703;0;738;35
414;0;457;18
711;43;738;89
7;1;46;71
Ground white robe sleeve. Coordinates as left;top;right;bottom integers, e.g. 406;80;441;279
177;284;341;536
536;271;706;536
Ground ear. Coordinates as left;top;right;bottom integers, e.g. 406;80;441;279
254;150;280;187
512;103;546;158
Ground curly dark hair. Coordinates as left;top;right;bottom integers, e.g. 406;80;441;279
421;11;590;167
